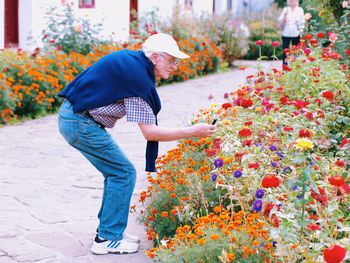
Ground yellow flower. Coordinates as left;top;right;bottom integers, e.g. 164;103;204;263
295;138;314;150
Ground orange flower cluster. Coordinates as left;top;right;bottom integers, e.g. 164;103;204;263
146;209;275;261
0;37;222;124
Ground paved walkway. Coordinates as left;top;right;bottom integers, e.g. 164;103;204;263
0;61;278;262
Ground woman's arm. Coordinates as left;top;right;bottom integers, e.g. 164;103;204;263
138;123;215;142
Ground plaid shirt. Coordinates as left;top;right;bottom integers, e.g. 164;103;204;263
88;97;156;128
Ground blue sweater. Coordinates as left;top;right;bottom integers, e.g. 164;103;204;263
59;50;161;172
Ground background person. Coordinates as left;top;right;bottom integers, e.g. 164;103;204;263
278;0;305;64
57;33;215;255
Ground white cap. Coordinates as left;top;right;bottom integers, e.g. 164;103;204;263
142;33;190;59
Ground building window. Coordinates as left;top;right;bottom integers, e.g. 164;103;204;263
79;0;95;8
227;0;232;11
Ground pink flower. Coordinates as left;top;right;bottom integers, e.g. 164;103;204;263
271;41;280;47
255;40;264;46
328;32;338;43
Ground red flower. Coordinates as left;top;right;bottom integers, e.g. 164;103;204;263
293;100;309;109
238;128;252;137
304;48;312;55
282;64;291;71
222;102;232;109
323;245;347;263
213;138;221;149
322;90;334;101
310;39;318;47
303;34;313;40
283;126;294;132
256;40;264;46
206;149;218;157
241;99;253;108
345;49;350;56
311;187;328;206
317;32;326;38
335;160;346;167
299;129;313;138
248;162;260;169
328;176;345;187
263;203;274;217
271;41;280;47
262;175;280;188
242;139;253;147
340;138;350;148
244;121;253;126
307;224;321;230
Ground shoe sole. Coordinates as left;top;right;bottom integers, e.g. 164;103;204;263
91;247;138;255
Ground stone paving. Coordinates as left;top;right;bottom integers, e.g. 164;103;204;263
0;60;278;263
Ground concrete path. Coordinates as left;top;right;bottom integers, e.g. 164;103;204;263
0;61;278;263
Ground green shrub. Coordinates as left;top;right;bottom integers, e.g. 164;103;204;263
42;3;104;55
244;21;282;60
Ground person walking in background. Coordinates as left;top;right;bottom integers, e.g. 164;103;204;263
57;33;216;255
278;0;305;65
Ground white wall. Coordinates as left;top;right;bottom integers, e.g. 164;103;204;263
0;0;4;49
19;0;130;51
139;0;175;20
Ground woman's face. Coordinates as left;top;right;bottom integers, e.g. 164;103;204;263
287;0;298;8
151;53;178;79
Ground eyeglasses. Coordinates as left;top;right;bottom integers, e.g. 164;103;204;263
157;53;179;66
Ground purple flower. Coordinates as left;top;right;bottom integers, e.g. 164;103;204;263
269;144;277;151
276;151;284;158
282;166;292;174
214;158;224;168
233;170;242;178
224;92;229;99
255;189;265;199
252;199;263;212
271;161;278;167
211;173;217;182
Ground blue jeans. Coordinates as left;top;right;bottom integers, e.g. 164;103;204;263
58;100;136;241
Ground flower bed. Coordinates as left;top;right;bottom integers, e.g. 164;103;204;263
0;37;221;125
137;36;350;262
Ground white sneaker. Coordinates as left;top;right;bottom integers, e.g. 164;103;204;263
123;232;141;244
91;235;139;255
96;228;141;244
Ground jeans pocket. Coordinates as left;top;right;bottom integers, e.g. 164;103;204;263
58;116;78;145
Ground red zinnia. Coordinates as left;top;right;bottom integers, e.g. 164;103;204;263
304;48;312;55
307;224;321;231
238;128;252;137
222;102;232;109
299;129;313;138
248;162;260;169
263;203;274;217
323;245;347;263
322;90;335;101
311;187;328;206
328;176;345;187
293;100;309;109
345;49;350;56
262;175;280;188
271;41;280;47
244;121;253;126
335;159;346;167
340;138;350;148
283;126;294;132
256;40;264;46
241;99;253;108
317;32;326;38
303;34;313;40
